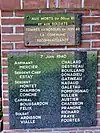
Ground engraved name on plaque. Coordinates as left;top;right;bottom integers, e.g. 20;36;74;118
8;51;97;129
24;13;82;46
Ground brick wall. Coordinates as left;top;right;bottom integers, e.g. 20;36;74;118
1;0;100;133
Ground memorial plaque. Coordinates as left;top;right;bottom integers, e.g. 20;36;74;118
24;13;82;46
8;51;97;129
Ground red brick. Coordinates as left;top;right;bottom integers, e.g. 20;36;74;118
97;96;100;102
3;100;8;106
24;0;46;9
3;116;9;121
93;25;100;32
98;51;100;55
15;11;26;17
67;42;90;48
2;19;24;25
2;44;13;50
2;27;13;33
3;123;9;130
3;92;8;99
82;17;100;24
1;0;20;9
97;113;100;118
82;26;90;32
16;27;24;33
59;0;81;8
97;104;100;109
97;89;100;94
92;42;100;48
0;98;2;107
2;107;9;114
82;33;100;40
3;76;8;82
98;74;100;79
97;81;100;86
1;59;8;66
91;10;100;16
98;66;100;71
15;43;26;49
2;51;8;58
3;84;8;91
15;43;39;49
85;0;100;8
15;10;38;17
3;68;8;74
97;120;100;126
1;11;13;17
2;35;24;42
50;0;56;8
0;0;1;8
66;10;90;16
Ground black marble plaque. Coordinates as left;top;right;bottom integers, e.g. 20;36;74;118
8;51;97;129
24;13;82;46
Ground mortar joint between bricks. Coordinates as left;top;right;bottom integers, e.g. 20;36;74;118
3;122;9;124
2;58;7;61
2;66;8;68
2;33;24;36
13;42;16;50
26;129;30;133
13;26;16;34
1;25;24;27
13;11;15;17
65;46;68;49
97;79;100;82
56;0;59;8
90;24;93;32
2;82;8;85
1;16;24;19
47;0;49;8
20;0;24;9
90;9;92;16
39;9;42;13
82;0;84;8
2;74;8;76
2;106;9;110
2;91;8;93
3;98;8;100
64;9;67;13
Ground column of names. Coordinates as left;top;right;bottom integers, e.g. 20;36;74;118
60;59;88;123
